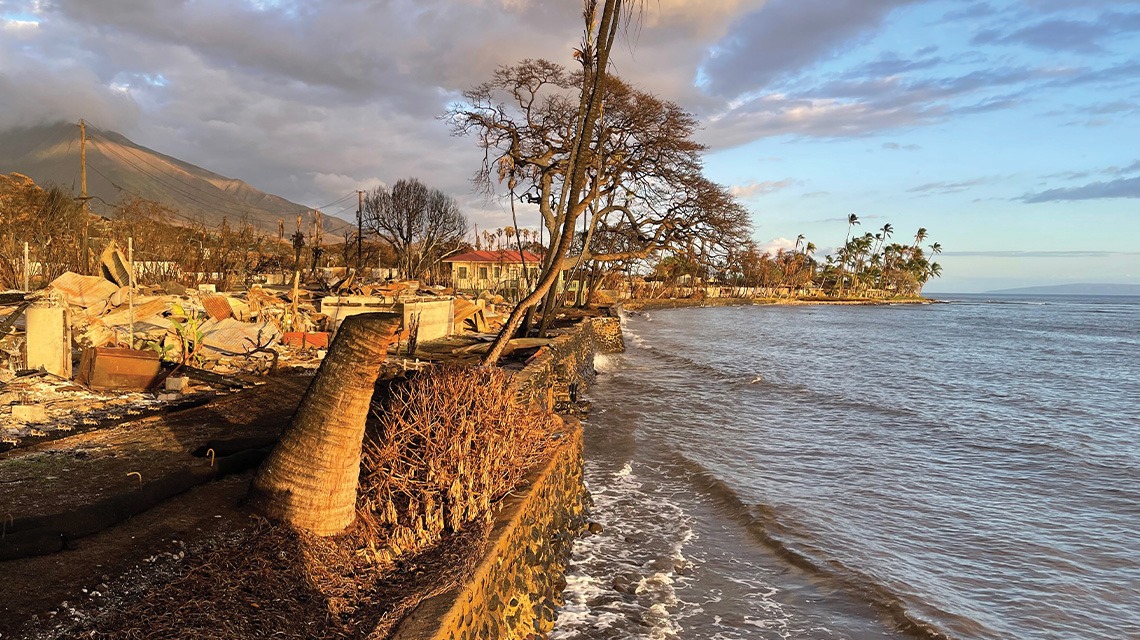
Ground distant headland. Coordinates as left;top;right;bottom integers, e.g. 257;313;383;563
985;283;1140;296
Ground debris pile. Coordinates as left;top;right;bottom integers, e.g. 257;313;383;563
0;246;535;448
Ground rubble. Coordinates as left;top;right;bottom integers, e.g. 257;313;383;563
1;251;532;451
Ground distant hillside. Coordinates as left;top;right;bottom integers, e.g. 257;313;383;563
987;283;1140;296
0;122;351;236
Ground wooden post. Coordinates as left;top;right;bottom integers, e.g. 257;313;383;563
23;241;29;292
79;120;90;275
128;237;135;347
356;190;364;272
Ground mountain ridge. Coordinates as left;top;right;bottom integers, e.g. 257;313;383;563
985;283;1140;296
0;122;351;236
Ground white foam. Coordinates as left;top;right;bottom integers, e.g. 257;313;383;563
593;352;622;374
554;459;697;639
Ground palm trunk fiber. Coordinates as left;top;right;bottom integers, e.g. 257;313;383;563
248;313;400;536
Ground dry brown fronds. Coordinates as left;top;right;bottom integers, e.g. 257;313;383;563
357;365;559;566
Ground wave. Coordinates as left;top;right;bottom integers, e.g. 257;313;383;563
629;342;925;423
666;451;986;640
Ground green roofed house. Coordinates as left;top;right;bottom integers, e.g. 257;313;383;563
442;250;544;297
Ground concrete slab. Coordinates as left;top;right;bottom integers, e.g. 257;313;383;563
25;303;72;378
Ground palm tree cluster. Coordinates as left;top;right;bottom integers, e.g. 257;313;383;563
716;215;942;298
474;226;544;253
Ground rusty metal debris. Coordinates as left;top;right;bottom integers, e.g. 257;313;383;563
76;347;163;391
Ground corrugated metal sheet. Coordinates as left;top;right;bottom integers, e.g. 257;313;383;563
201;294;234;321
46;272;119;308
199;318;281;355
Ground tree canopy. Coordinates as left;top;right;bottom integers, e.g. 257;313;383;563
447;60;749;274
362;178;468;281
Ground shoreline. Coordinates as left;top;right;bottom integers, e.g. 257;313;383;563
622;296;936;311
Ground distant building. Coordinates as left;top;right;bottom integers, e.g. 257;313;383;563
442;250;543;294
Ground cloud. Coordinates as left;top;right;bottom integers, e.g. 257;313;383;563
1022;176;1140;203
701;94;944;148
908;176;1002;196
756;236;799;254
0;66;139;132
942;250;1138;258
971;11;1140;54
1;0;1136;235
729;179;796;199
882;142;921;151
698;0;919;97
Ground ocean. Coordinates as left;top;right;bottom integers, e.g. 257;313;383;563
551;295;1140;640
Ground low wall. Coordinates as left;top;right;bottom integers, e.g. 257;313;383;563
391;315;624;640
511;316;625;411
391;420;586;640
621;296;756;311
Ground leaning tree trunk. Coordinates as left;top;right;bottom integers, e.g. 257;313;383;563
248;313;401;536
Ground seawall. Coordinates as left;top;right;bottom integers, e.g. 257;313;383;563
391;316;624;640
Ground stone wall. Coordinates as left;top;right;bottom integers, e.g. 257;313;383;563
511;316;625;412
390;316;624;640
620;297;756;311
390;420;587;640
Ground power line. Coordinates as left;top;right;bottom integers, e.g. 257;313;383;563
85;127;261;214
84;123;349;229
85;162;206;227
89;137;266;220
312;192;356;210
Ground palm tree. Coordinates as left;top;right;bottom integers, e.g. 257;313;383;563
913;227;928;249
926;261;943;284
803;241;817;286
249;314;402;536
845;213;860;243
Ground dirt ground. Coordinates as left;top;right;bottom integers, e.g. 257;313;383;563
0;375;312;638
0;313;607;639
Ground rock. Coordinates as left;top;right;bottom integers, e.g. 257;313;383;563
160;281;187;295
612;573;638;594
587;521;604;535
164;376;189;392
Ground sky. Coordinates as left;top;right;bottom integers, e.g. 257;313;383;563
1;0;1138;292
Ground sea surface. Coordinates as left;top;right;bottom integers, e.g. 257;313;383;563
551;295;1140;640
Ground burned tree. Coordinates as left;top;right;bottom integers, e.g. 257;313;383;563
361;178;468;281
447;7;750;360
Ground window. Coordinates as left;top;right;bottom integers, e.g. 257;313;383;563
457;266;468;279
479;267;489;280
494;266;502;278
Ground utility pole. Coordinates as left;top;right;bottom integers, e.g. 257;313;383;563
356;190;364;272
79;119;90;274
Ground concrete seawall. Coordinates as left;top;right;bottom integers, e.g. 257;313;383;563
391;316;624;639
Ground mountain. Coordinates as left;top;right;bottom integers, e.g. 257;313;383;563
0;122;351;236
986;283;1140;296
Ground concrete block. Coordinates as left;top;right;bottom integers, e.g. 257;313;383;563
165;376;189;392
320;295;396;329
402;299;454;342
157;391;183;402
25;303;72;378
12;404;48;422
